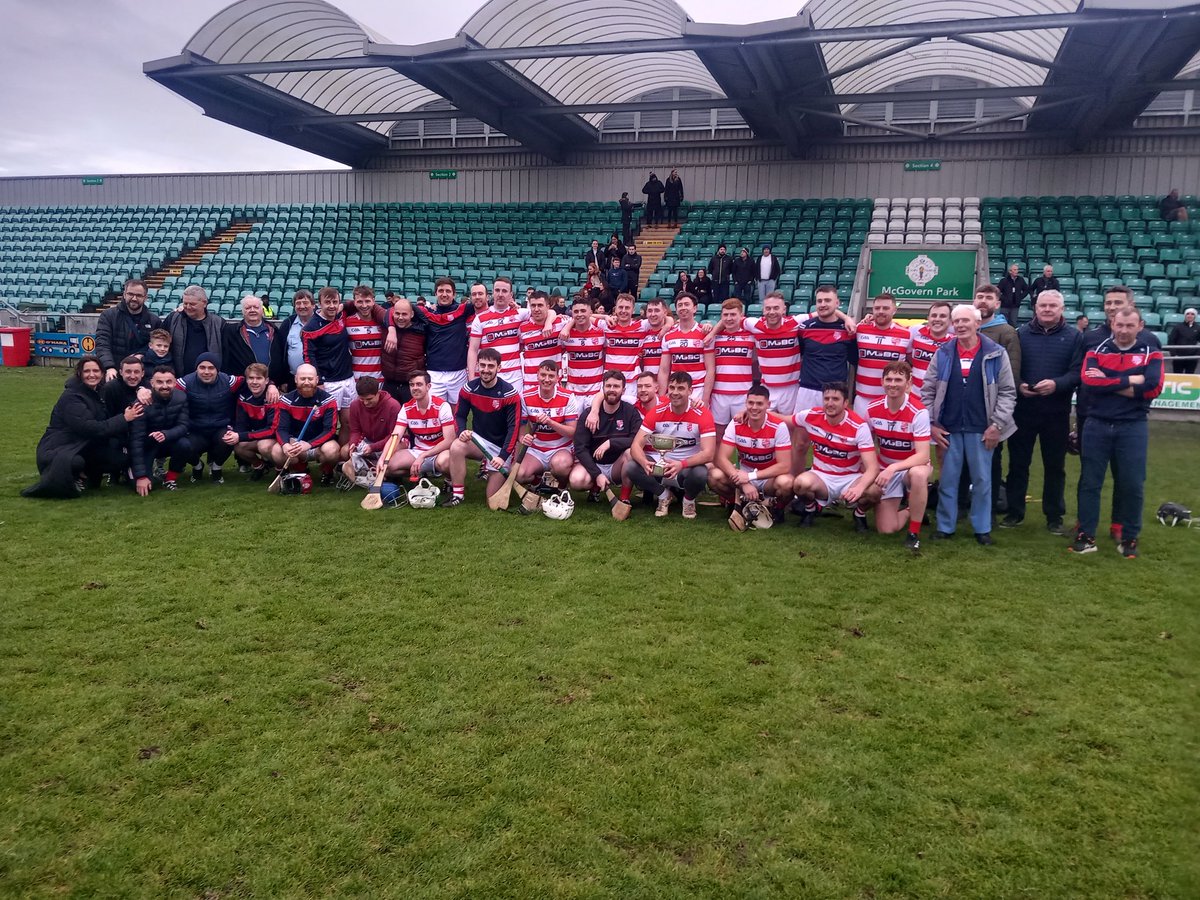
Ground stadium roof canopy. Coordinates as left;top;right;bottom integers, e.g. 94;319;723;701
145;0;1200;165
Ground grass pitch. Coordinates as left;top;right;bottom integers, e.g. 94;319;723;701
1;366;1197;898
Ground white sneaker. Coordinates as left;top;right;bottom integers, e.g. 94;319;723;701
655;492;673;517
682;497;697;519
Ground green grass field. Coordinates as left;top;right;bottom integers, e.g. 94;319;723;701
1;366;1197;898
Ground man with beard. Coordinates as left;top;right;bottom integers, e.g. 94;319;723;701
130;366;190;496
270;363;340;477
443;348;521;506
710;385;794;526
95;278;159;381
570;370;641;499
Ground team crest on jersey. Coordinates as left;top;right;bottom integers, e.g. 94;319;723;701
490;399;501;410
1132;355;1143;364
905;255;939;287
616;419;625;429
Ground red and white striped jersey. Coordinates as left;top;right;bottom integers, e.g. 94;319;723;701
908;323;953;392
635;393;666;417
792;407;874;477
600;319;650;379
639;327;667;376
711;327;757;395
854;321;912;403
661;324;711;391
866;396;930;467
518;315;564;392
562;325;607;397
343;312;385;380
721;414;792;472
395;395;454;452
743;316;802;390
522;388;577;454
470;306;527;381
639;401;716;462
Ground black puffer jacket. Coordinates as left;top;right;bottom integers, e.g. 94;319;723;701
94;302;161;370
22;377;130;498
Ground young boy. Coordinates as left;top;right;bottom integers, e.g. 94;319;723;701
142;329;174;372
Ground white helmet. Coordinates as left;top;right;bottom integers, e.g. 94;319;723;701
542;490;575;520
407;477;441;509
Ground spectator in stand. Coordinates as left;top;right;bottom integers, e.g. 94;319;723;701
269;289;316;391
664;169;685;225
1001;290;1082;536
619;192;641;245
1169;307;1199;373
693;268;714;305
22;356;145;498
1160;188;1188;222
1028;265;1060;306
222;293;275;377
1075;314;1090;332
731;247;756;303
756;245;781;302
605;257;628;299
585;240;607;272
642;172;665;225
95;278;159;381
163;285;225;377
606;234;625;264
583;263;609;311
708;244;733;304
621;243;642;297
380;297;427;402
998;263;1029;322
672;270;693;298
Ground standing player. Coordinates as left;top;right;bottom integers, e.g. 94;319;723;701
624;372;716;520
397;277;476;408
468;277;525;384
797;286;857;414
559;297;608;411
867;361;932;551
710;385;794;526
302;287;356;444
518;290;565;393
658;293;713;401
388;370;456;481
342;284;392;384
570;371;642;497
517;360;577;489
599;293;653;401
908;301;953;394
638;298;672;380
791;382;880;532
443;348;521;506
737;290;802;417
702;298;756;433
852;292;911;417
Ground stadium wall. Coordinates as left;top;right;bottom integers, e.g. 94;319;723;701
2;135;1198;206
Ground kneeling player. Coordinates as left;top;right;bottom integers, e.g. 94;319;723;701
570;370;641;497
792;381;881;532
388;370;456;480
519;360;577;488
224;363;277;479
270;364;340;475
710;385;794;526
866;361;932;550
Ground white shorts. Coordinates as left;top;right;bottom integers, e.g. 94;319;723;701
796;387;824;414
812;470;861;505
595;462;614;482
852;395;881;420
881;464;931;501
737;472;770;494
570;392;599;416
526;446;572;469
430;368;468;404
324;376;357;410
690;385;706;404
766;383;799;417
709;393;746;427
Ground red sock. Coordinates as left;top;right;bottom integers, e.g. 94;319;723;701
619;484;633;502
452;483;465;499
165;471;177;483
908;519;921;536
320;463;333;474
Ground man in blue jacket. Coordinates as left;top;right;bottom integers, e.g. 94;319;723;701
921;304;1017;545
1001;290;1082;535
177;352;238;483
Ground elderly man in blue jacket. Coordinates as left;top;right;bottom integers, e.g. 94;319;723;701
921;304;1017;545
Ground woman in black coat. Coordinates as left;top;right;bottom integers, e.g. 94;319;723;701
22;356;144;498
672;270;692;298
693;268;714;304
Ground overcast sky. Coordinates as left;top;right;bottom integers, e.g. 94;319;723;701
0;0;804;178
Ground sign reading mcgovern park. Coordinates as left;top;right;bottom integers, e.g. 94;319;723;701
867;249;977;304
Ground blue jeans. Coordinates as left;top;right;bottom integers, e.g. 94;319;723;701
937;431;995;535
758;280;777;302
1077;417;1148;540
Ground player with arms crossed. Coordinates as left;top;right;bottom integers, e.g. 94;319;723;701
624;371;716;520
792;381;881;532
710;385;794;529
867;361;932;551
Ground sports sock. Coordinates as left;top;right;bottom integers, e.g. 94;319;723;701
165;471;178;483
320;462;333;474
908;519;921;536
452;483;465;499
805;501;818;513
619;484;633;502
854;506;868;518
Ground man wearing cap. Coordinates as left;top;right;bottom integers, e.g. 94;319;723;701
1168;307;1199;374
756;245;781;303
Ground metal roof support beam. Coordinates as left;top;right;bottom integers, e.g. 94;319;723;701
933;95;1083;138
790;105;930;140
150;8;1200;79
948;34;1061;71
795;37;930;93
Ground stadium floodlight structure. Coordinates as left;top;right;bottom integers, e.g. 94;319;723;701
144;0;1200;165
